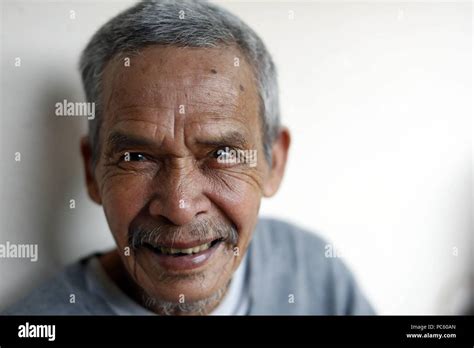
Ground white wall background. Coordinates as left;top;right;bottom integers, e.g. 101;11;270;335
0;0;472;315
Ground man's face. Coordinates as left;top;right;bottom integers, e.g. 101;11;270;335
88;45;269;307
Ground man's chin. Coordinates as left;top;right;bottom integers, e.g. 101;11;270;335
132;241;235;304
142;280;230;315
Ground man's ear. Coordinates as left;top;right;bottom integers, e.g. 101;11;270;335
263;127;291;197
80;136;102;205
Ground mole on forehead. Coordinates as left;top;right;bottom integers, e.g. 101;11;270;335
101;45;258;123
104;66;252;110
105;45;254;87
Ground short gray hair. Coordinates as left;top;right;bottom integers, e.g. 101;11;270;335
79;0;280;165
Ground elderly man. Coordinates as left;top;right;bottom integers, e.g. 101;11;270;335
5;0;374;315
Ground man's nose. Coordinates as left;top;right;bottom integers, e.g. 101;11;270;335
148;163;210;226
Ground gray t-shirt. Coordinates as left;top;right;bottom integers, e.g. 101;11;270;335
3;218;375;315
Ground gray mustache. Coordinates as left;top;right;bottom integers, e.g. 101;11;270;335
128;218;238;250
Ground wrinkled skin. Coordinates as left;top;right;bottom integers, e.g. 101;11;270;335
81;45;290;314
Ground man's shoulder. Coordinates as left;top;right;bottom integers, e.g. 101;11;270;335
250;217;375;315
2;257;112;315
255;217;328;247
253;217;331;265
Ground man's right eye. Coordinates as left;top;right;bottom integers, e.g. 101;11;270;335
120;152;148;162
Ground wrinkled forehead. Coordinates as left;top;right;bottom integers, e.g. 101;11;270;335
100;45;260;128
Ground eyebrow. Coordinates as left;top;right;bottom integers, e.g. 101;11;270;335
105;129;251;155
105;131;156;154
196;131;250;149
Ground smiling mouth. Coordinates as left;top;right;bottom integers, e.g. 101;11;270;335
144;238;223;257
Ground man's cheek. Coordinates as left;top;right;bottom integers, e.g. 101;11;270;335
207;180;261;233
101;182;147;241
210;183;260;268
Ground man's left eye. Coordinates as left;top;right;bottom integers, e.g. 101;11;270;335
213;147;233;159
121;152;148;162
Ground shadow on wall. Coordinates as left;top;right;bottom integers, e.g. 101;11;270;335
39;75;88;264
2;71;88;308
437;270;474;315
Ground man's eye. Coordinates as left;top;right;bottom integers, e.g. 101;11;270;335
120;152;148;162
213;147;229;158
213;147;237;163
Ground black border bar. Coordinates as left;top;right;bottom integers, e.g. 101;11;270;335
0;315;472;345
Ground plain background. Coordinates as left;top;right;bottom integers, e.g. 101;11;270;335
0;0;472;315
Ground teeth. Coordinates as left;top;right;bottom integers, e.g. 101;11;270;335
200;243;211;251
158;242;212;255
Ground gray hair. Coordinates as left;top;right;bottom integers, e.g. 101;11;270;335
79;0;280;165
